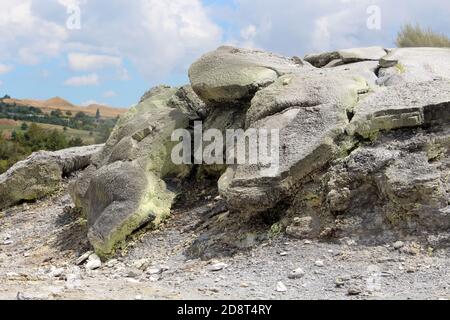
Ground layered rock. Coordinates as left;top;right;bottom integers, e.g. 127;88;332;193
188;46;375;214
304;46;387;68
0;145;102;209
347;80;450;138
187;45;449;249
285;127;450;245
65;45;450;257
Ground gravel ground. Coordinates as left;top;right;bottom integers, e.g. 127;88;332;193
0;181;449;300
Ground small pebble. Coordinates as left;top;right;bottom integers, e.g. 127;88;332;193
288;268;305;279
85;254;102;270
276;281;287;292
209;263;228;272
315;260;325;267
393;241;405;250
347;286;362;296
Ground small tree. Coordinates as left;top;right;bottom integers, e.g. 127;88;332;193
21;122;29;131
50;109;63;118
95;108;101;121
396;23;450;48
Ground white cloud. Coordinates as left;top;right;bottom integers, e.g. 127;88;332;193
102;90;118;98
222;0;450;55
2;0;450;86
67;53;122;71
0;0;222;82
0;0;68;64
0;64;13;75
64;73;99;86
81;99;107;106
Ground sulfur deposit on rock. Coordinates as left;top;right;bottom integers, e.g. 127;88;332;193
286;127;450;245
187;45;449;252
65;45;449;258
69;86;201;257
0;145;102;210
188;46;309;105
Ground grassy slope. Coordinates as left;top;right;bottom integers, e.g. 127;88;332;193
0;120;99;145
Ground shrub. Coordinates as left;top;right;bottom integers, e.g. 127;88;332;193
396;24;450;48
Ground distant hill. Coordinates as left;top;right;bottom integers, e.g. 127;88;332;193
2;96;128;118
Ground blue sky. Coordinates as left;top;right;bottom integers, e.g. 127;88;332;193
0;0;449;108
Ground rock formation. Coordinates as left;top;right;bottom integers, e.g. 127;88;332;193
7;46;447;258
69;86;204;257
0;145;102;209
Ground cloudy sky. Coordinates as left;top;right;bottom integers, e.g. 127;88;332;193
0;0;449;107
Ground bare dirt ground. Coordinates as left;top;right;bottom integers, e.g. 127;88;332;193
0;180;449;300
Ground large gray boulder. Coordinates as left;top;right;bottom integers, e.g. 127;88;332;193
0;145;102;209
70;86;199;257
188;46;308;105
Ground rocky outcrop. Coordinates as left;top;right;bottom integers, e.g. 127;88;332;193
69;86;201;257
0;145;102;210
188;45;450;250
285;127;450;245
67;45;450;258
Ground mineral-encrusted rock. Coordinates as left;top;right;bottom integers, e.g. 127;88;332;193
245;70;369;126
219;71;369;212
304;47;387;68
219;104;350;211
377;48;450;86
333;61;380;87
189;46;309;105
187;45;449;250
347;80;450;138
0;145;102;210
64;45;450;259
70;86;198;257
286;127;450;245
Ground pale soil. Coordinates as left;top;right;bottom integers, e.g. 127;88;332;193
0;181;449;300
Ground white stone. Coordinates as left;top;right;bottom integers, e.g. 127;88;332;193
276;281;287;292
85;254;102;270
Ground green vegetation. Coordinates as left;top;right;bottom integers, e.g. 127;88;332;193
0;98;118;133
0;98;120;174
0;123;88;173
396;24;450;48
